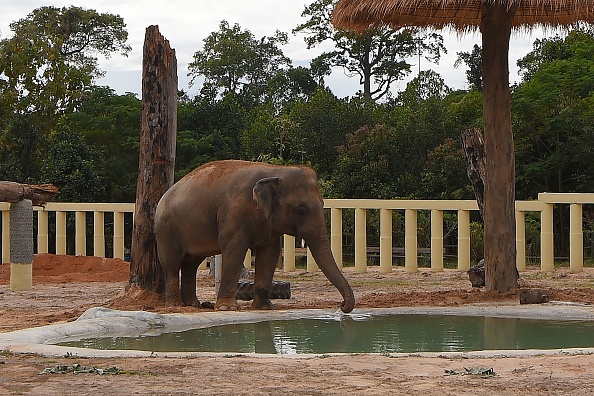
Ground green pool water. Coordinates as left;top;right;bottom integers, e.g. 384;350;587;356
56;313;594;354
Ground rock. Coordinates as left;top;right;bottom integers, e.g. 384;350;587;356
467;258;521;288
467;259;485;288
519;288;550;304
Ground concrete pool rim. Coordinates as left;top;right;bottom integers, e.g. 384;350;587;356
2;304;594;359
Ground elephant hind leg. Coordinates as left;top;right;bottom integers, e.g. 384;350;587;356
158;240;185;307
180;255;204;307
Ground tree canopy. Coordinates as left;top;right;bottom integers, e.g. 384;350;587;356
294;0;445;101
0;6;130;120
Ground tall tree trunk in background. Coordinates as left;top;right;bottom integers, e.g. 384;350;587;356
128;25;177;294
480;5;518;292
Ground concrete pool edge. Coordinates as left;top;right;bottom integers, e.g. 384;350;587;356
2;304;594;359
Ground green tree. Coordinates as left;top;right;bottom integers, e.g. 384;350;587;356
333;124;403;198
188;20;291;107
391;70;452;151
64;86;141;202
294;0;445;101
332;71;460;200
265;66;319;110
41;127;105;202
513;29;594;257
454;44;483;92
176;93;247;178
516;35;572;83
514;29;594;197
0;6;130;125
0;113;45;183
420;138;473;200
286;89;377;176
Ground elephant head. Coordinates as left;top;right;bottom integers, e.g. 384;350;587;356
253;167;355;313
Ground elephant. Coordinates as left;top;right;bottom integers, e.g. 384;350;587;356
154;160;355;313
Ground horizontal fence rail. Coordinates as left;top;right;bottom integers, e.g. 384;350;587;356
1;193;593;273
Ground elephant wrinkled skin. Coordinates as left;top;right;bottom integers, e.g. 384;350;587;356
154;160;355;313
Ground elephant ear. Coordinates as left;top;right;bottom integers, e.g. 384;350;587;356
253;177;280;234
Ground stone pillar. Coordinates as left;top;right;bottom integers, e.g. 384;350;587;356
10;199;33;290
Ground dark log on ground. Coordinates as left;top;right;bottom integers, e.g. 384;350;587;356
519;288;550;304
461;128;486;221
128;25;177;295
0;182;59;206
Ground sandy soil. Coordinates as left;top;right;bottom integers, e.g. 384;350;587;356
1;254;594;395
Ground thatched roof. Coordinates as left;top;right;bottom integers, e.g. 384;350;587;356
333;0;594;32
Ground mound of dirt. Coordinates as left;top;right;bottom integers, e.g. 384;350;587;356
0;253;130;284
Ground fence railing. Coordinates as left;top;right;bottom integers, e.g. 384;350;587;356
1;193;592;273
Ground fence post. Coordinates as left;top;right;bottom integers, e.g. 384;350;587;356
570;203;583;273
94;211;105;258
56;211;67;255
379;208;392;273
330;207;343;269
37;210;49;254
431;209;444;271
10;200;33;290
244;249;252;270
283;234;296;271
516;210;526;271
354;208;367;273
113;211;125;259
541;203;554;272
405;209;418;272
457;210;471;271
75;211;86;256
306;247;318;272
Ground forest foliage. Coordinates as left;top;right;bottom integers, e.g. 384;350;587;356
2;6;594;257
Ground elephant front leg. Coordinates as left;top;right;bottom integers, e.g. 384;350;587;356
214;249;247;311
252;239;281;310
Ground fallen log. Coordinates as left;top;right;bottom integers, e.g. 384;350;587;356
0;181;59;206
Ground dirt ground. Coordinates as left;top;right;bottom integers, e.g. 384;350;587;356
1;254;594;395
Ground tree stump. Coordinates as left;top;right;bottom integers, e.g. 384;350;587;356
128;25;177;295
461;128;486;220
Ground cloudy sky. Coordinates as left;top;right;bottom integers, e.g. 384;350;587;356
1;1;555;98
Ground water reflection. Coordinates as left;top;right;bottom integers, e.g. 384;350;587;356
58;314;594;354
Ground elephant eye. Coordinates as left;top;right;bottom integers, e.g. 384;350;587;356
296;205;308;216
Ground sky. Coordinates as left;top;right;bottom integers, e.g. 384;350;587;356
0;0;557;99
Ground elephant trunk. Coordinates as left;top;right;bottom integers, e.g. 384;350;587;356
304;233;355;313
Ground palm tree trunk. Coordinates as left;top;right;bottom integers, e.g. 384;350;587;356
480;4;518;292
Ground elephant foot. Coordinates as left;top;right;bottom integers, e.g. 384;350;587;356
181;296;201;307
252;297;275;310
165;294;183;307
214;298;239;311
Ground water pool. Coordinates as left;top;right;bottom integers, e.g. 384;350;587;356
57;312;594;354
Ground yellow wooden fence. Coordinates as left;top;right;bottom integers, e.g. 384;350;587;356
1;193;592;273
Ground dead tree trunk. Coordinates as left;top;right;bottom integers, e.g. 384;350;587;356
0;182;58;206
461;128;486;220
128;25;177;295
